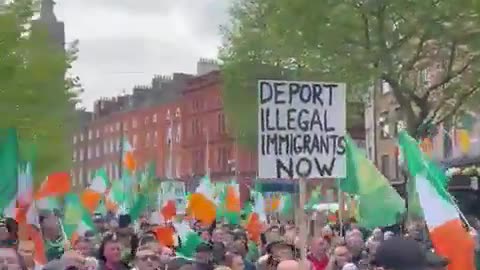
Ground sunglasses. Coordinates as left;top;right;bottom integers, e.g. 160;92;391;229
136;255;160;262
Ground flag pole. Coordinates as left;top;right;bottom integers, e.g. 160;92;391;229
205;128;210;177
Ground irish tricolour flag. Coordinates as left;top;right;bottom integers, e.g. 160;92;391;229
399;131;474;270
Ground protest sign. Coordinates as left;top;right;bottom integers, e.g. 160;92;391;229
159;181;186;214
258;80;346;179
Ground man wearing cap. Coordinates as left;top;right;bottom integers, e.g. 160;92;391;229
373;237;448;270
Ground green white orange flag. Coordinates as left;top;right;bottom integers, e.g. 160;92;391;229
81;168;108;213
246;191;266;243
399;131;474;270
0;128;19;212
25;202;47;266
63;193;95;243
122;138;136;172
174;221;203;259
279;194;293;217
34;172;70;200
223;182;241;224
187;176;216;226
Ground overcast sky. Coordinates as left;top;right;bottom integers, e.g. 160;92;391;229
54;0;231;110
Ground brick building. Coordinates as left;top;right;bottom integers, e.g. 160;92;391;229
73;64;365;202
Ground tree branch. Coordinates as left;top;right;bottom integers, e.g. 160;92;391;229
427;56;474;92
421;41;457;100
401;33;427;72
433;86;480;125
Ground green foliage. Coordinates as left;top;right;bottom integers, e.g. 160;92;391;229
221;0;480;140
0;0;81;185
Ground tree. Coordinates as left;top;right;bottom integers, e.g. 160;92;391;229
0;0;82;185
220;0;480;142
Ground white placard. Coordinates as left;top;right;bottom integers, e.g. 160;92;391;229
258;80;346;179
159;181;186;214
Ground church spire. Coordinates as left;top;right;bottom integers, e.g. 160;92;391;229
40;0;57;22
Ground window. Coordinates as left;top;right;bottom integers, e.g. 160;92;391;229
80;134;84;142
95;145;100;158
175;125;181;143
175;108;181;118
79;149;84;161
381;80;391;94
110;125;114;132
166;127;172;144
88;130;92;140
96;129;100;138
394;152;400;179
217;147;229;172
420;69;429;86
104;141;108;154
110;140;114;153
113;138;117;152
379;112;389;139
381;155;390;178
218;113;226;134
87;147;91;160
73;151;77;162
124;121;129;131
146;132;151;147
116;122;121;131
71;170;76;187
133;134;138;148
132;118;138;128
153;113;157;123
73;136;77;144
154;131;158;146
117;138;121;151
166;110;171;120
79;169;83;186
87;170;92;184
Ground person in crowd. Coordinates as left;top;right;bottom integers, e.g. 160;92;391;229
194;243;214;270
132;245;161;270
265;226;281;244
383;231;394;241
0;247;28;270
231;237;255;270
74;237;95;258
212;229;225;245
257;241;296;270
224;252;245;270
341;263;357;270
5;218;19;249
367;228;383;244
200;230;211;242
212;242;226;266
372;236;431;270
326;243;352;270
0;218;11;247
276;260;299;270
40;210;66;261
94;214;107;235
308;237;329;270
98;233;130;270
345;231;364;265
17;241;35;270
0;217;18;250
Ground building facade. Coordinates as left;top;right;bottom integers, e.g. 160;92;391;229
73;67;365;202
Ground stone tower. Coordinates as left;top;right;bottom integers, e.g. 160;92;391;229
32;0;65;51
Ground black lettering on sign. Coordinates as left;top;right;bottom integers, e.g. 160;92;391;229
259;80;345;179
275;157;337;178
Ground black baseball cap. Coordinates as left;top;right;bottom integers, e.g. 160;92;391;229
373;237;428;270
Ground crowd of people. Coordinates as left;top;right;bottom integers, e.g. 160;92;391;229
0;209;466;270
